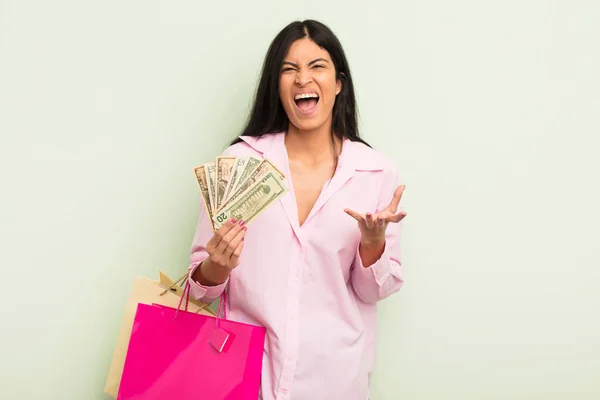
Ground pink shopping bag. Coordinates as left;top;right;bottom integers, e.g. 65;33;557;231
117;281;266;400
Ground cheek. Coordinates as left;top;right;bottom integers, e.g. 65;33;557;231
317;76;338;101
278;86;294;115
279;77;293;100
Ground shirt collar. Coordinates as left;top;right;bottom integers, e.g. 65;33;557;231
239;132;385;172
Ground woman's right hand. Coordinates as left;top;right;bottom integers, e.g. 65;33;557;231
193;218;247;286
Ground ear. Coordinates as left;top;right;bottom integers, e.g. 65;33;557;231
336;73;344;95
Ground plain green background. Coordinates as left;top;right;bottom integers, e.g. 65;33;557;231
1;0;599;399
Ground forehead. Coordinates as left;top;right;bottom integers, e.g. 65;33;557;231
284;38;332;62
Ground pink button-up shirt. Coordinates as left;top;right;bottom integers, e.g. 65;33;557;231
188;132;404;400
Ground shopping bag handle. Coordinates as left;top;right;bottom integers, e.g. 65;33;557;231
174;273;229;329
158;271;189;296
157;271;214;315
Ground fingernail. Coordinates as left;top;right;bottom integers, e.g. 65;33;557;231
366;213;372;218
231;217;237;224
238;220;245;226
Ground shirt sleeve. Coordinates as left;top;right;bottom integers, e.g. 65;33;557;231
187;199;228;304
350;164;404;304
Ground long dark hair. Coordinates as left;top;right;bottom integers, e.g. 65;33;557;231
231;20;370;147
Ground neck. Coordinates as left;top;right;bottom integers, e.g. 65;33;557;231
285;123;341;163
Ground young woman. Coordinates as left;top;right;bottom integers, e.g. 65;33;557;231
188;20;407;400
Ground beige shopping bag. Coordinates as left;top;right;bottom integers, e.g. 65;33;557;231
103;271;215;398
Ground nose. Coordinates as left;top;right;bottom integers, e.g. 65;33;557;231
295;68;312;86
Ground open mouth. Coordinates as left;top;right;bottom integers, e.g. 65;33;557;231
294;93;320;113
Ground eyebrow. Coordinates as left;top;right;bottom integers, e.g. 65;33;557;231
282;58;330;68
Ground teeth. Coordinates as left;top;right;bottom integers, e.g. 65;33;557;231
294;93;319;100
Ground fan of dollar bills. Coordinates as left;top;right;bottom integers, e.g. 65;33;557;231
193;156;288;231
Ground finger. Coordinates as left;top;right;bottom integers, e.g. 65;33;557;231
229;237;245;266
365;212;375;229
344;208;364;223
224;226;247;258
376;215;385;228
387;185;405;213
208;217;239;249
216;220;245;254
384;211;407;224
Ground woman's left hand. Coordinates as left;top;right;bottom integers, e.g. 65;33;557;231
344;185;407;245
